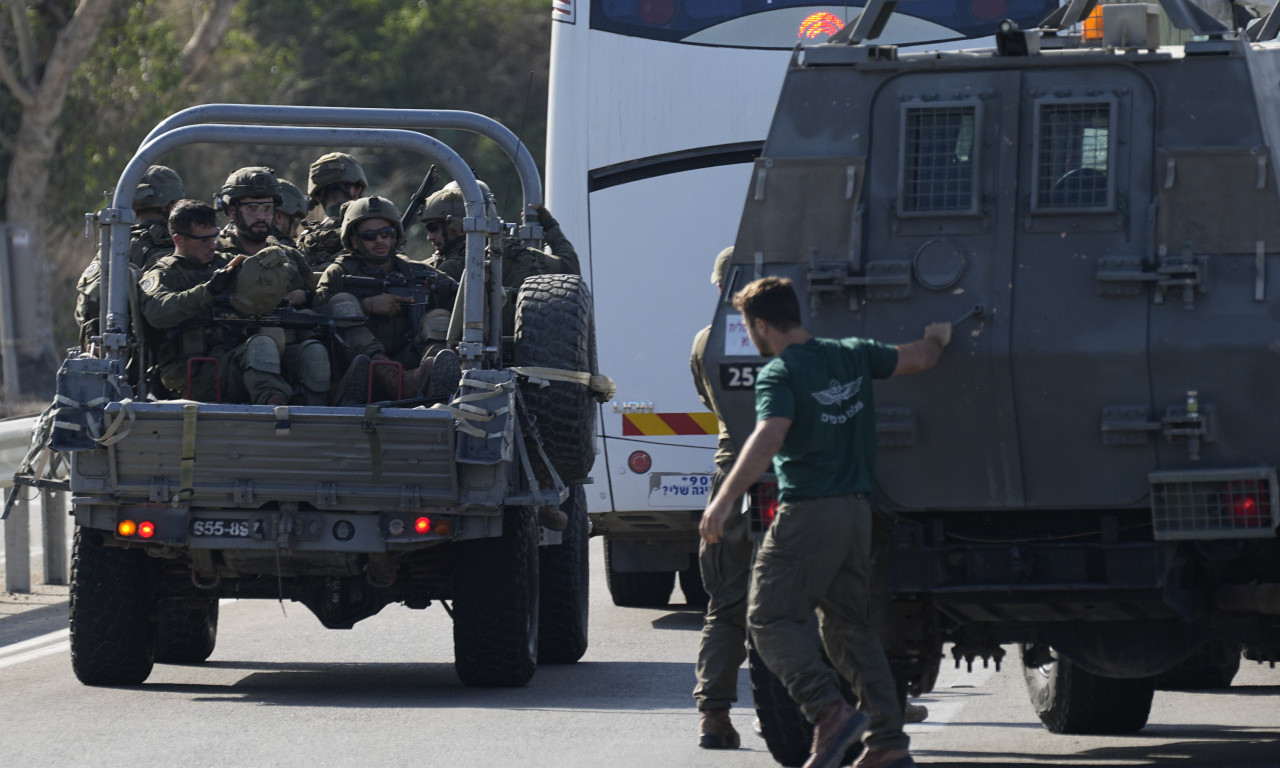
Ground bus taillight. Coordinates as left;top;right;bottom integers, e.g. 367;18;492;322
799;12;844;39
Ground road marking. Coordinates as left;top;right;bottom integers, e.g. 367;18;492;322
908;655;1001;732
0;628;69;670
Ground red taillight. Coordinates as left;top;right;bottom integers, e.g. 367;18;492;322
414;516;431;535
117;519;137;537
799;12;844;39
1227;480;1268;527
137;521;156;539
628;450;652;474
759;482;779;528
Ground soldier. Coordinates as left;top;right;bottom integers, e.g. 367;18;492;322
74;164;185;350
139;200;292;406
273;179;308;246
691;247;752;750
215;167;331;406
297;151;368;270
315;195;459;405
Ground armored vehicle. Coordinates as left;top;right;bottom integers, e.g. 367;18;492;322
12;106;604;688
707;0;1280;740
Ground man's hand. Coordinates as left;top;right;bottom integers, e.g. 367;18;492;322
924;321;952;348
205;255;245;294
527;203;559;230
700;496;734;545
361;292;410;316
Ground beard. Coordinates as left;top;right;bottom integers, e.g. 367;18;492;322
235;214;270;244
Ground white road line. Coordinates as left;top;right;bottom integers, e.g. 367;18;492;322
908;655;1000;731
0;628;70;670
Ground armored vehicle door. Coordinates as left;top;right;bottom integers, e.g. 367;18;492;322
861;65;1157;510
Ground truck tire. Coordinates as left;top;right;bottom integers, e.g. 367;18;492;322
155;600;219;664
69;526;156;685
451;506;539;686
1156;642;1241;690
538;486;589;664
604;539;674;607
1021;645;1153;734
748;634;860;767
514;273;597;483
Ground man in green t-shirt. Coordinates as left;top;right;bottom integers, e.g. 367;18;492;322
699;276;950;768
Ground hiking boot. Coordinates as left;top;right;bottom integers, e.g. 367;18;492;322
852;746;914;768
904;702;928;723
369;355;406;400
537;505;568;531
698;709;740;750
424;348;461;400
332;354;372;406
802;700;869;768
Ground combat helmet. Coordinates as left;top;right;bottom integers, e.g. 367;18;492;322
134;165;185;211
419;179;493;228
308;152;368;203
340;195;404;253
277;179;309;218
712;246;733;286
217;166;283;209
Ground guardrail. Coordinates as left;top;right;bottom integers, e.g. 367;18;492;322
0;415;67;593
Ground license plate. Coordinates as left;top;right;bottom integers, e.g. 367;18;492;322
648;473;713;507
190;518;260;538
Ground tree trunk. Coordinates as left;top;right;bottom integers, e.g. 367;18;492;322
181;0;239;85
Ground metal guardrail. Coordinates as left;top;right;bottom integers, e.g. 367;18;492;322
0;415;67;593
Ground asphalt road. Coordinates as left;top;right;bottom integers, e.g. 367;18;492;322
1;537;1278;768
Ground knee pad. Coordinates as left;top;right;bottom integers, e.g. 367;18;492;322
244;333;283;374
418;308;452;345
293;339;331;392
326;291;368;328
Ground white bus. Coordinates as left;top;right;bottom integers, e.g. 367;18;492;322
545;0;1060;607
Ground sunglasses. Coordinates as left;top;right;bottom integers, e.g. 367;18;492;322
358;227;398;242
175;231;218;242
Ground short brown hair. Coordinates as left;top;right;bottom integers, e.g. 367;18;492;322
733;276;801;331
168;198;217;234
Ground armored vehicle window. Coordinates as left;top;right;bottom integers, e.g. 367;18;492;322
900;105;978;215
1034;101;1113;210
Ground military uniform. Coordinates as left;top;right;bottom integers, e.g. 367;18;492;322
316;252;456;368
139;253;291;404
297;217;343;271
74;220;175;349
691;323;752;716
216;227;330;405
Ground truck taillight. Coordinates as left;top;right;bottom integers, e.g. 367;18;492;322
414;516;431;534
748;480;779;535
137;521;156;539
117;519;137;537
628;450;652;474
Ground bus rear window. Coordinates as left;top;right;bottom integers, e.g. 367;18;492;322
901;105;978;215
591;0;1060;46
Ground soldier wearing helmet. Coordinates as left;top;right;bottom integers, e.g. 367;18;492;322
315;195;460;405
298;151;368;270
74;164;185;351
419;180;580;333
273;179;309;246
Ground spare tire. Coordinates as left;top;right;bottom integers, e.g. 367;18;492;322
514;274;597;482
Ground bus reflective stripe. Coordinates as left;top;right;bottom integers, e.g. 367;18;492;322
622;412;717;436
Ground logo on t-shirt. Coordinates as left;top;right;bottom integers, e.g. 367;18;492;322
812;377;864;424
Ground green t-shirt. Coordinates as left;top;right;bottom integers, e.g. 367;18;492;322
755;337;898;502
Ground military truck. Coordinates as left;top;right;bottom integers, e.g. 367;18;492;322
706;0;1280;742
16;106;604;688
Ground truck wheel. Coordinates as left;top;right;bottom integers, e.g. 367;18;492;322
678;559;709;611
604;540;674;607
514;273;597;483
155;600;219;664
1156;641;1241;690
1021;644;1153;734
451;506;539;686
538;486;589;664
69;526;156;685
748;634;861;767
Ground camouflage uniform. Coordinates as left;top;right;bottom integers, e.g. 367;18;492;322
139;253;291;404
297;217;344;270
74;220;175;349
299;152;368;271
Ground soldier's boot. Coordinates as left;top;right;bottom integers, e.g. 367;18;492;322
904;702;927;723
699;709;741;750
803;700;869;768
398;348;462;401
369;355;406;401
332;354;373;406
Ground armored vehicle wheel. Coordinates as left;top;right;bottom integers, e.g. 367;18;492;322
538;486;590;664
1156;641;1242;690
1021;645;1153;734
69;526;156;685
155;599;219;664
604;540;674;607
748;634;860;767
451;506;539;686
514;273;597;483
678;561;709;610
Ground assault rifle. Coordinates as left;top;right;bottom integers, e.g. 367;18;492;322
401;165;438;231
213;305;337;339
339;269;459;334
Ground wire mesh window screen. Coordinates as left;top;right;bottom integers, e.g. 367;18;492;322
901;106;977;213
1036;102;1112;209
1150;472;1279;540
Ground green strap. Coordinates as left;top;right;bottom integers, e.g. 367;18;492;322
363;404;383;481
176;402;198;502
